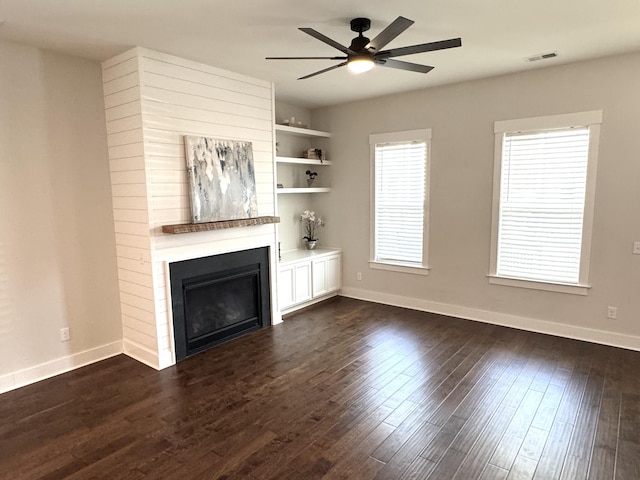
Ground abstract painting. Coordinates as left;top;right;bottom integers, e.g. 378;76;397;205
184;136;258;223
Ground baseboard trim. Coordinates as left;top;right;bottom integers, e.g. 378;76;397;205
281;291;340;316
123;339;161;370
0;341;123;394
340;287;640;352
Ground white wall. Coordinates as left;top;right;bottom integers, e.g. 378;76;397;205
102;48;278;369
0;40;122;392
313;52;640;349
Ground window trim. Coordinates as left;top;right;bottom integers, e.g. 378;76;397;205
489;110;602;294
369;129;432;274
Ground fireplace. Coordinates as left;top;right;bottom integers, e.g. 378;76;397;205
169;247;271;362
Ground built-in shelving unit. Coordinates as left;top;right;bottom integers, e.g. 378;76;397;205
275;125;332;193
274;119;341;314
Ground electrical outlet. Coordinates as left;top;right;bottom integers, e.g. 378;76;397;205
633;241;640;255
60;327;70;342
356;272;362;281
607;306;617;320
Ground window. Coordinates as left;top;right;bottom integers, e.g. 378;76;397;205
369;129;431;275
490;111;602;294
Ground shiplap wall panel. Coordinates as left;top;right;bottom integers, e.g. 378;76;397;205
103;72;139;96
144;86;272;121
114;221;149;238
147;169;186;184
116;245;151;262
102;57;139;83
139;48;268;85
145;156;184;171
113;209;149;223
107;114;144;135
142;57;271;97
107;129;144;148
141;129;273;153
102;48;137;70
123;326;157;351
111;170;146;185
151;209;187;225
103;50;160;368
117;260;153;280
143;73;271;110
118;271;154;291
104;87;140;109
122;312;156;333
142;137;272;158
111;196;148;211
111;183;148;198
103;47;277;370
105;100;142;122
120;291;156;314
144;101;270;131
108;144;145;162
119;280;154;302
142;117;271;143
115;233;150;251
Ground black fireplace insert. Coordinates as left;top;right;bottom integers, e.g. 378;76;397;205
170;247;271;361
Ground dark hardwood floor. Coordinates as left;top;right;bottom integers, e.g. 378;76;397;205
2;297;640;479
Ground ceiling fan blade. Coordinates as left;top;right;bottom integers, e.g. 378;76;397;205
377;38;462;58
298;62;348;80
299;28;356;55
266;56;347;60
366;16;414;52
376;58;434;74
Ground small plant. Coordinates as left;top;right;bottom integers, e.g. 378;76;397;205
305;170;318;180
300;210;325;241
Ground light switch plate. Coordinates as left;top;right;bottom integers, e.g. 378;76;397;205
633;241;640;255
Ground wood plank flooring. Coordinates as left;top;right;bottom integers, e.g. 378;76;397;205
2;297;640;479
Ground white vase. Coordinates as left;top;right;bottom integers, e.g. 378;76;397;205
305;240;317;250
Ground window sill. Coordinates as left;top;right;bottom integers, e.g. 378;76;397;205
487;275;590;296
369;261;430;276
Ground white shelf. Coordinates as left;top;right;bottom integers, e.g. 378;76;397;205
276;156;332;166
277;187;331;194
275;124;331;138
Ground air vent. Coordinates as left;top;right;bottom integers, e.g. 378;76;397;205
526;52;558;62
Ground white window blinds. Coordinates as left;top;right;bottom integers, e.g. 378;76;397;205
497;127;590;284
374;140;427;265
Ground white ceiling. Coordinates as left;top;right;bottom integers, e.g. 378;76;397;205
1;0;639;108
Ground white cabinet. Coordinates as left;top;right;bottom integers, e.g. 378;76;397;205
312;254;341;297
278;263;295;310
278;249;341;314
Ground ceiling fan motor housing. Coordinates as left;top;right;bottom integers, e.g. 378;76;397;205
350;18;371;33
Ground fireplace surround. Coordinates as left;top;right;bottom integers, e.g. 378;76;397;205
169;247;271;362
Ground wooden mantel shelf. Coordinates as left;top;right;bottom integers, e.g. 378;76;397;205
162;216;280;234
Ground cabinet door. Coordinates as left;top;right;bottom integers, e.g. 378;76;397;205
312;258;328;297
326;255;341;293
294;262;312;304
278;264;296;310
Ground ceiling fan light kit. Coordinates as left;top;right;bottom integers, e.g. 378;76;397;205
266;16;462;80
347;56;375;74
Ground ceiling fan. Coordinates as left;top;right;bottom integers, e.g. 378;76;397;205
266;16;462;80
